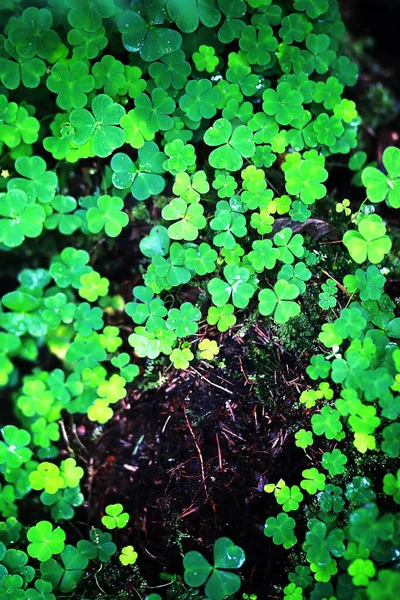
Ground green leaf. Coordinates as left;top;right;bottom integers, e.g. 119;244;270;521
343;214;392;264
86;195;129;237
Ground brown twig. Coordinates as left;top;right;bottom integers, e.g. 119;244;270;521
216;433;223;470
183;405;209;499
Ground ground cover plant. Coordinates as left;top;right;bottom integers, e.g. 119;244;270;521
0;0;400;598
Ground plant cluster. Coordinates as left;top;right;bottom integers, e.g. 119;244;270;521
0;0;399;598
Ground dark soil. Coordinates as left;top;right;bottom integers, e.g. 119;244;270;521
72;326;309;598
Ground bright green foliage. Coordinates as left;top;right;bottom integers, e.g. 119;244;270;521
0;2;397;599
264;513;297;549
343;214;392;264
119;545;138;566
362;146;400;208
27;522;66;562
86;195;129;237
101;504;129;530
183;538;245;600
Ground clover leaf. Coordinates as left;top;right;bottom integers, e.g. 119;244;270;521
0;425;32;469
27;522;66;562
8;7;61;60
149;50;191;90
86;195;128;238
167;0;221;33
264;513;297;549
47;62;94;110
208;264;256;309
343;214;392;264
119;546;138;566
259;280;300;324
101;504;129;530
362;146;400;208
179;79;220;121
92;55;126;96
112;143;166;201
262;83;304;126
0;189;45;248
162;199;206;241
170;348;194;369
183;538;245;600
273;227;305;264
134;88;175;133
285;159;328;204
70;94;126;158
207;305;237;332
204;118;255;172
343;265;385;301
118;9;182;62
167;302;201;337
184;243;218;275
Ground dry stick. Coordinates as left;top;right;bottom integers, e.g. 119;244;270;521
183;405;209;499
216;432;223;470
190;366;234;395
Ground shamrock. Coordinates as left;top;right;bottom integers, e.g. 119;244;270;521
163;140;196;174
248;239;279;273
170;348;194;369
184;243;218;275
193;45;219;72
0;96;40;148
208;264;256;309
111;354;139;383
8;7;61;60
262;83;304;126
343;265;386;301
119;110;154;149
134;88;176;135
46;62;94;110
198;339;219;360
101;504;129;530
29;463;64;495
259;280;301;324
17;380;53;418
162;199;206;241
45;195;83;235
204;118;255;171
92;55;126;96
78;528;116;563
277;262;312;294
183;538;245;600
50;247;91;289
383;470;400;504
10;155;58;204
210;201;247;249
79;272;109;302
117;10;182;62
318;279;338;310
86;195;129;238
0;426;32;469
179;79;220;121
305;34;335;75
273;227;305;264
285;159;328;204
279;14;312;44
166;303;201;338
66;0;116;32
300;468;326;494
311;407;343;440
295;429;313;449
87;400;113;424
0;575;26;600
67;26;108;60
275;485;304;512
321;449;348;476
126;287;167;332
111;143;166;201
0;189;45;248
70;94;126;158
264;513;297;549
73;303;103;337
27;521;66;562
303;519;345;569
0;52;47;90
306;354;331;380
362;146;400;208
152;243;191;287
99;326;123;353
207;305;237;332
119;546;138;566
343;214;392;264
294;0;329;19
213;172;238;198
149;50;191;90
173;171;209;203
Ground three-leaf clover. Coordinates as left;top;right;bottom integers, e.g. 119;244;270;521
262;83;304;126
47;62;94;110
86;195;129;238
162;199;206;241
362;146;400;208
264;513;297;549
70;94;126;157
204;118;255;172
343;214;392;264
259;280;301;324
183;538;245;600
27;522;66;562
208;264;256;309
285;159;328;204
101;504;129;529
0;189;45;248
